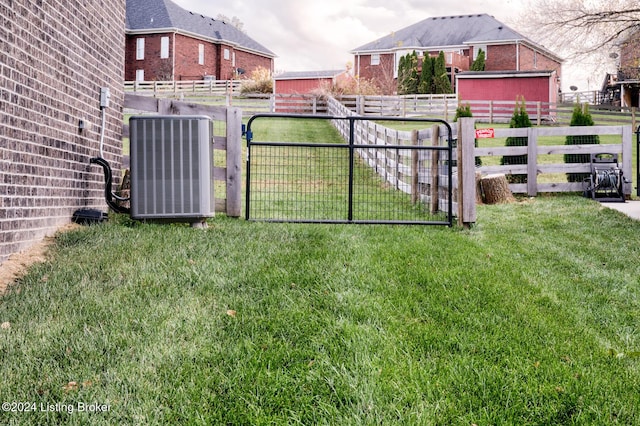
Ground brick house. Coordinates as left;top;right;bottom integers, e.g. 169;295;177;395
125;0;275;81
350;14;562;95
1;0;126;264
600;31;640;107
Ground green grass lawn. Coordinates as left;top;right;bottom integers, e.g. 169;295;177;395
1;197;640;425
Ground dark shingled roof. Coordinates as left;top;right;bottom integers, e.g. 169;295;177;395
126;0;275;57
352;14;531;53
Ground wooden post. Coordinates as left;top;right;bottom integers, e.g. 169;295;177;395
430;125;440;214
489;100;494;124
527;127;538;196
536;101;542;126
458;118;477;227
225;107;243;217
411;129;419;204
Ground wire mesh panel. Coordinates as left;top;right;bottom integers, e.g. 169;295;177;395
245;115;453;225
248;143;350;221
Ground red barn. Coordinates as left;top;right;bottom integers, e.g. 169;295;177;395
456;70;559;120
275;70;352;94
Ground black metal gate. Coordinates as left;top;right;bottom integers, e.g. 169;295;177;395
244;114;454;225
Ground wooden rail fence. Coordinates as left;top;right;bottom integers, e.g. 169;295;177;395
122;93;243;217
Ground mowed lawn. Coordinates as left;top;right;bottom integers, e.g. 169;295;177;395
1;119;640;425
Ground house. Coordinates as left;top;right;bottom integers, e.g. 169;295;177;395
350;14;563;95
1;0;126;265
125;0;275;81
274;70;353;94
600;31;640;107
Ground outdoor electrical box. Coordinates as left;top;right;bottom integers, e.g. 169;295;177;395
129;115;214;221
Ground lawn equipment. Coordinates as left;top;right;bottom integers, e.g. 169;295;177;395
583;153;625;202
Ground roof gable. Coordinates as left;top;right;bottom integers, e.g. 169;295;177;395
126;0;275;57
352;14;526;52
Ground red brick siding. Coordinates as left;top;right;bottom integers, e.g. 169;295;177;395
0;0;125;264
125;33;177;80
234;49;273;76
125;33;273;81
487;44;561;80
621;33;640;69
486;44;518;71
355;53;397;93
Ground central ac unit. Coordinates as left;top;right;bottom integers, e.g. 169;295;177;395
129;115;214;221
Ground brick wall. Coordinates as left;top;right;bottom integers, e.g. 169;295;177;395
125;33;274;81
487;44;562;80
0;0;126;265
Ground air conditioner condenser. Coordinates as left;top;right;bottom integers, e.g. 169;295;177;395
129;115;214;221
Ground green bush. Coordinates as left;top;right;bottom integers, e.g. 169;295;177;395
564;103;600;183
501;97;531;183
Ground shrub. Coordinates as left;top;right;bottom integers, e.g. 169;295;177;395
564;103;599;183
501;97;531;183
240;66;273;94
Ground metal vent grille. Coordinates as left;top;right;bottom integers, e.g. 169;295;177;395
129;116;214;220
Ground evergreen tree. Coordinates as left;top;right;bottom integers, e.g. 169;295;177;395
419;54;434;94
397;54;408;95
564;103;600;182
501;96;532;183
397;51;420;95
471;49;486;71
406;51;419;94
433;51;452;94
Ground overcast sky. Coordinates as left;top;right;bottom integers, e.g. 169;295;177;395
173;0;596;91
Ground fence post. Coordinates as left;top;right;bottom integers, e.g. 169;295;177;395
527;127;538;196
536;102;542;126
225;107;243;217
430;125;440;214
411;129;419;204
458;118;477;227
622;124;633;197
489;101;494;124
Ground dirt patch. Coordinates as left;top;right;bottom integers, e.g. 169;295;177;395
0;224;81;296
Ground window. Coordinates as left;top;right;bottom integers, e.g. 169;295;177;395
473;45;487;59
160;37;169;59
232;52;236;67
198;44;204;65
371;54;380;66
224;48;230;61
136;69;144;81
136;38;145;60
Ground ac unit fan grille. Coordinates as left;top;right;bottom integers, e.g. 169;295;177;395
130;116;213;220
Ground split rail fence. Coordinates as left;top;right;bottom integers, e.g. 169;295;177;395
122;93;243;217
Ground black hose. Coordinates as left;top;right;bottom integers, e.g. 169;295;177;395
90;157;131;215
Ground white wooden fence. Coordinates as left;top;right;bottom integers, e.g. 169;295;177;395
327;97;457;215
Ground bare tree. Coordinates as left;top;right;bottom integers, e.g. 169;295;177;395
517;0;640;90
216;14;246;33
519;0;640;58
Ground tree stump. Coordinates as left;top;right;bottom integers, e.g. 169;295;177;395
481;173;515;204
